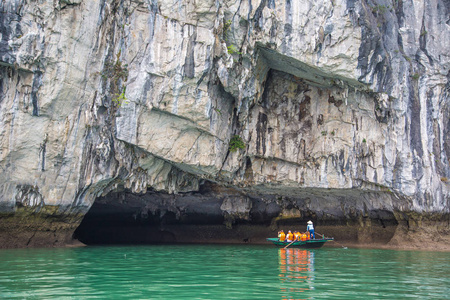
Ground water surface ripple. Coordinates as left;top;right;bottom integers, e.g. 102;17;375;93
0;245;449;299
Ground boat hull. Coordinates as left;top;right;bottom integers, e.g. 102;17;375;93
266;238;333;249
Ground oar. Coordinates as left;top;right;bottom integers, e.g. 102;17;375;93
316;232;348;249
315;232;327;239
283;238;297;249
333;240;348;249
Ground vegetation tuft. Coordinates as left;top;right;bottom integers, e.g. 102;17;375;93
103;50;129;107
227;44;241;55
112;87;129;107
229;135;245;152
223;19;232;40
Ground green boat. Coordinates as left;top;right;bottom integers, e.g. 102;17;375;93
266;237;334;249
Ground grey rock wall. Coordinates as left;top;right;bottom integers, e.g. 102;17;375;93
0;0;449;247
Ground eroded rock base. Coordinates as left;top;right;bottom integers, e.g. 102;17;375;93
0;206;84;249
2;187;449;250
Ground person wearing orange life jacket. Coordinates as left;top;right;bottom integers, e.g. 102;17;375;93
294;231;300;241
286;230;294;242
278;230;286;242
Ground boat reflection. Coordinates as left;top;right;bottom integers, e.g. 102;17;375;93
278;248;315;300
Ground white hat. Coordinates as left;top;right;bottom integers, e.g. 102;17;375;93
307;220;313;224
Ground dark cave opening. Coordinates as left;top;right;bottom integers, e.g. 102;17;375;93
73;181;399;245
73;184;227;245
73;182;273;245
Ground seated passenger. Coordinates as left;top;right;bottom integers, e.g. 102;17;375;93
286;230;294;242
278;230;286;242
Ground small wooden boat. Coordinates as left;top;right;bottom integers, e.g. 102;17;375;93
266;237;334;249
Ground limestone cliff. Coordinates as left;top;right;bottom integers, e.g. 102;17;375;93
0;0;449;249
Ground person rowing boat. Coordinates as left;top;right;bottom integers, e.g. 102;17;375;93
307;220;315;239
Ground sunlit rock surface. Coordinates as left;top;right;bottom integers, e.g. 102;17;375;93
0;0;449;248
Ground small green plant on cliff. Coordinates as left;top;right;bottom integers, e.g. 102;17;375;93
362;138;367;143
229;135;245;152
372;5;387;14
112;87;129;107
378;5;387;13
227;44;241;55
223;19;232;40
321;131;327;136
102;50;129;107
412;73;420;80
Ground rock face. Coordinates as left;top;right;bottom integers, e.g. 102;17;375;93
0;0;449;249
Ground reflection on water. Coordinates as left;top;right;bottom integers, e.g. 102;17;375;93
0;245;448;299
279;248;315;300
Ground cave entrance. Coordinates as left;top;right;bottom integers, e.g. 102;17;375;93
72;182;275;245
73;184;223;245
73;181;399;246
73;192;180;245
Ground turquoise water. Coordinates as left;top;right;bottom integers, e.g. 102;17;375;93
0;245;449;299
